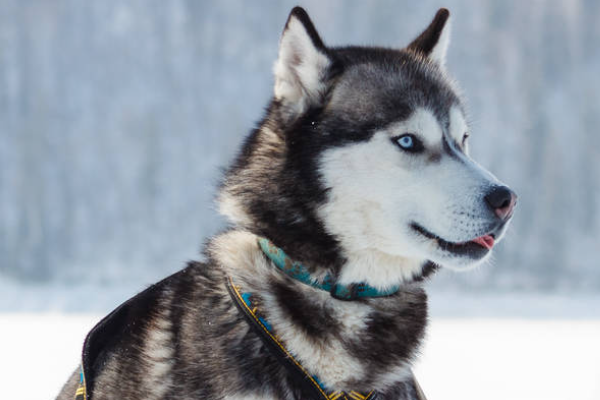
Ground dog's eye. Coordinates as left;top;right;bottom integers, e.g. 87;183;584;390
393;134;424;153
462;132;470;144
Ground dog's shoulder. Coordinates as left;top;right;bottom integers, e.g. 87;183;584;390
77;261;223;399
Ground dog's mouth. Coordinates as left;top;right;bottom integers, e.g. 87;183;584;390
411;223;496;258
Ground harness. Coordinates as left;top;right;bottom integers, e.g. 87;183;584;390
75;367;86;400
222;238;428;400
227;277;374;400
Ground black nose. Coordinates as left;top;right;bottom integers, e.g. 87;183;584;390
485;186;517;220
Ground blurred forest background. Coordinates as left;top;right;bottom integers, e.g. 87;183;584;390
1;0;599;311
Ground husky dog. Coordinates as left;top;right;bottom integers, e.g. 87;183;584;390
57;7;516;400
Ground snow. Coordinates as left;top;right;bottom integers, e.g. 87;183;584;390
0;314;99;400
2;313;599;400
414;319;600;400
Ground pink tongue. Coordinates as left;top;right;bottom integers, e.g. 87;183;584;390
472;235;495;249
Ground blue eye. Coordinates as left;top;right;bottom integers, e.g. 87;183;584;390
397;135;414;149
393;134;423;153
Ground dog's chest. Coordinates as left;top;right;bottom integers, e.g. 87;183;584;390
234;283;415;395
268;299;371;388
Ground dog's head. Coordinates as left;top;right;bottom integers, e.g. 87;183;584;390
219;8;516;289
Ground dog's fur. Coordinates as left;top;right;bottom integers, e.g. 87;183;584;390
57;7;515;400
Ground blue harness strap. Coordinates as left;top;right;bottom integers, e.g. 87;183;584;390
226;277;378;400
74;365;86;400
258;238;399;300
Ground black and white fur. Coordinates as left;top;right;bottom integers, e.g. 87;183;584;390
57;7;515;400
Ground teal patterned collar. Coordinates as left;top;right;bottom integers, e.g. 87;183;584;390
258;238;400;300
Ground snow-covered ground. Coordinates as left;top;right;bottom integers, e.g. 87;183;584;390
2;313;599;400
415;319;600;400
1;314;99;400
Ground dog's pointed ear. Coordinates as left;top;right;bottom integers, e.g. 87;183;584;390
273;7;331;118
407;8;451;66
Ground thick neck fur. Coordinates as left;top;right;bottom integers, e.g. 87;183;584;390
208;230;428;392
218;113;345;274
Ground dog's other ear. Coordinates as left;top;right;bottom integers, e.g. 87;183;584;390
274;7;331;118
407;8;451;66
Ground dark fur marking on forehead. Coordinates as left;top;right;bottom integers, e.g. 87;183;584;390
326;47;461;128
